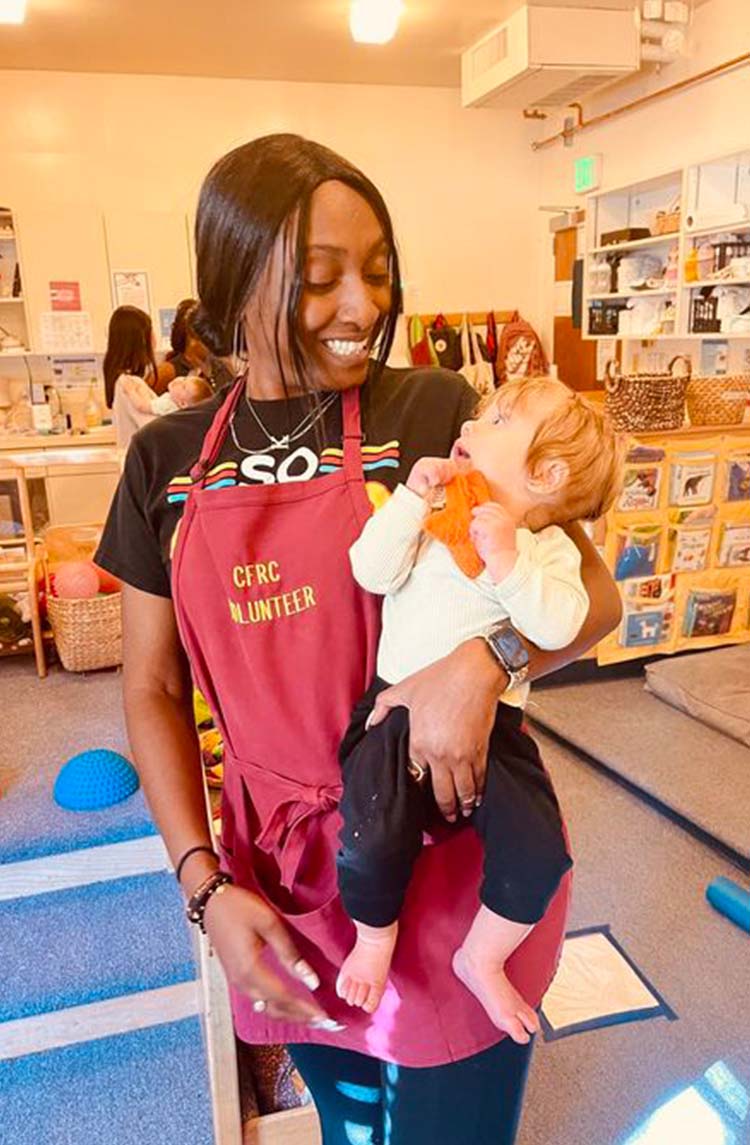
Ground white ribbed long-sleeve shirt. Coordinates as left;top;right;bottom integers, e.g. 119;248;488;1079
350;484;589;708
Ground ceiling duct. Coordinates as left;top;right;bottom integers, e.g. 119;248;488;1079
461;4;641;110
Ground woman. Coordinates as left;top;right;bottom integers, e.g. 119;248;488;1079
97;134;621;1144
103;305;159;449
153;297;233;395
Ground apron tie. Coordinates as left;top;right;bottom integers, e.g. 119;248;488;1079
254;782;343;892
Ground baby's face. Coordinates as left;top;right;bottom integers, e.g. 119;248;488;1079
451;390;562;505
168;378;191;408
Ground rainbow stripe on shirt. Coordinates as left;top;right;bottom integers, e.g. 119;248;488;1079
166;461;239;503
317;441;401;475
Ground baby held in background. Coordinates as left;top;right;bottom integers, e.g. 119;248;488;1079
336;378;624;1043
120;373;212;417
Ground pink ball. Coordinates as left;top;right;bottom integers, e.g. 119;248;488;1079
54;560;101;600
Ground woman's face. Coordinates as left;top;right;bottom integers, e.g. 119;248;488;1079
246;180;393;394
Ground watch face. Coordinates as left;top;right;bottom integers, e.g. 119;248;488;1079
493;625;530;671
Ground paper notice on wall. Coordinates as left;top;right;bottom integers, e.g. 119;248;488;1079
49;281;82;311
40;311;94;354
159;307;177;351
596;338;617;381
112;270;150;314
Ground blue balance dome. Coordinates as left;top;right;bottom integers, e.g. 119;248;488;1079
54;750;140;812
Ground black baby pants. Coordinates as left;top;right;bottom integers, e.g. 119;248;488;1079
337;677;572;929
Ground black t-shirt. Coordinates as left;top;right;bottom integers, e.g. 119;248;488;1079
96;365;479;599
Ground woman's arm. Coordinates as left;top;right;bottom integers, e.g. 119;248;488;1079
368;522;621;821
122;585;327;1025
120;375;158;415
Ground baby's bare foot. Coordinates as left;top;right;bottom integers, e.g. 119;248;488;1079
336;922;398;1015
453;946;540;1044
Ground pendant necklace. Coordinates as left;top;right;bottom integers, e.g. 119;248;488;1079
229;390;339;456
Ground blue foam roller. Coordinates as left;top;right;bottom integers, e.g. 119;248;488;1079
54;750;140;812
706;877;750;933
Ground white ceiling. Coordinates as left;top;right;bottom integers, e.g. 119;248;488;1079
1;0;647;88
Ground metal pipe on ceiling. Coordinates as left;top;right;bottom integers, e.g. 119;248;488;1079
530;51;750;151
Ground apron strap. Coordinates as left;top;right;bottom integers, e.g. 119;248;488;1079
190;375;245;483
341;387;365;481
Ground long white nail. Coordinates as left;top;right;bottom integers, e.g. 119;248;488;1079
309;1018;347;1032
294;959;320;991
365;710;375;731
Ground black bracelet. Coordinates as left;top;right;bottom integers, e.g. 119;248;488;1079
186;870;233;933
175;844;218;884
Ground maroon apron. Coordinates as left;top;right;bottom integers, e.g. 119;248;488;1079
171;378;571;1065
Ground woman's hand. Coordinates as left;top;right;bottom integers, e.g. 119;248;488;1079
367;639;506;822
204;884;333;1027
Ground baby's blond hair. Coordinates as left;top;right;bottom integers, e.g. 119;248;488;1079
484;377;625;526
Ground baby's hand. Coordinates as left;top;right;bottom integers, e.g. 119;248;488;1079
469;503;518;577
406;457;458;501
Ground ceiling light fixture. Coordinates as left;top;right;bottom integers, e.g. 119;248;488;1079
350;0;403;45
0;0;26;24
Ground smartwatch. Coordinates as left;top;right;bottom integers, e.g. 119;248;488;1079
484;620;530;692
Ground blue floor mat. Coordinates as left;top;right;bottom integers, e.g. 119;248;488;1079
0;1018;214;1145
1;872;196;1023
0;786;157;865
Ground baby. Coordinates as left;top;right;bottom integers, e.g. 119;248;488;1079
120;373;212;416
336;377;624;1043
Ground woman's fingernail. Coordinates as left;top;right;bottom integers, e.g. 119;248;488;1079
294;959;320;991
365;710;376;731
309;1018;347;1032
462;807;473;818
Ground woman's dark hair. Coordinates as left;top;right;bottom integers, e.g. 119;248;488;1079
192;134;403;396
167;297;197;360
103;306;158;407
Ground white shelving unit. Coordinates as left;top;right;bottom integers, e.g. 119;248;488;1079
0;207;31;355
582;149;750;348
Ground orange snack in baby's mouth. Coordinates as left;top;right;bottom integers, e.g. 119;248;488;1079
424;470;492;578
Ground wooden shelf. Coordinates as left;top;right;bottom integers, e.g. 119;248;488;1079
588;289;676;300
683;279;750;290
590;234;678;255
685;220;750;240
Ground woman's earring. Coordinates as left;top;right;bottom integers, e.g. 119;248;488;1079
232;321;248;380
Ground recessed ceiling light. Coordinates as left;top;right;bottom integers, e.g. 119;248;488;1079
350;0;403;45
0;0;26;24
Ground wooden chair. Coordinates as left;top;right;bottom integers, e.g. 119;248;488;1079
0;463;46;678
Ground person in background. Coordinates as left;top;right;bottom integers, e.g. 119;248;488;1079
152;298;233;395
103;305;159;450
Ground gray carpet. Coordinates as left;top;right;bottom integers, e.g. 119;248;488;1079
521;727;750;1145
528;675;750;864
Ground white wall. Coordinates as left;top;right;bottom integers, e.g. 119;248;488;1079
0;70;542;330
535;0;750;348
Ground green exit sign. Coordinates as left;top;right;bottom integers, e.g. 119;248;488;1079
574;154;602;194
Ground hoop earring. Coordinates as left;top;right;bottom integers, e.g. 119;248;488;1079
232;320;248;381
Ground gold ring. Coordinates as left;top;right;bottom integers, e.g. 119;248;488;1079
408;759;428;783
461;796;476;806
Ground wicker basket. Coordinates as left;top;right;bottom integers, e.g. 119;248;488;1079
686;376;750;426
653;209;680;235
604;356;690;433
47;593;122;672
44;553;122;672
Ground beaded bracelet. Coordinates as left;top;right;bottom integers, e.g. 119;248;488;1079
185;870;233;933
